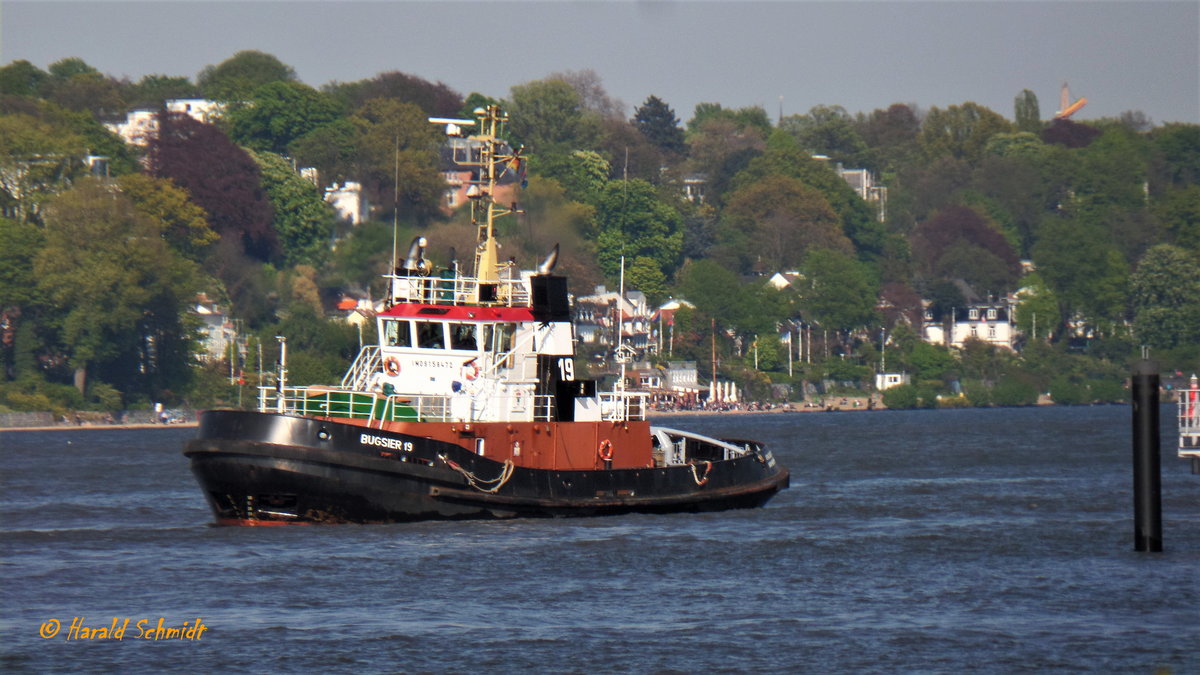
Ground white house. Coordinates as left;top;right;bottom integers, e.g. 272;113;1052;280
923;297;1019;350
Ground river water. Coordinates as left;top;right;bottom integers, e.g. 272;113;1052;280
1;405;1197;673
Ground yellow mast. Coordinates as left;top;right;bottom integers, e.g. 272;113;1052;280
468;104;520;293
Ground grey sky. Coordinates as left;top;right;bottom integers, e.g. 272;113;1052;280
3;1;1197;124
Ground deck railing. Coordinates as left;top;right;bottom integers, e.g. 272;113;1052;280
387;274;531;308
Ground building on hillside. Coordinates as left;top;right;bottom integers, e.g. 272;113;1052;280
683;174;707;204
574;285;655;356
325;182;366;225
766;271;803;290
193;293;238;363
811;155;888;223
922;296;1019;350
104;99;226;146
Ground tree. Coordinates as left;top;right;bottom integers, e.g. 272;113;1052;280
592;179;683;281
1130;244;1200;349
288;118;359;186
1014;89;1041;133
716;174;852;274
625;256;668;306
117;173;218;262
797;249;879;334
325;70;462;117
507;78;599;185
126;74;199;107
1032;216;1129;331
633;95;685;154
781;105;867;165
910;205;1021;294
198;50;297;102
148;111;277;261
348;98;444;220
1155;185;1200;251
34;179;200;398
226;81;343;154
730;130;887;258
0;113;87;223
251;150;337;267
857;103;921;174
1013;272;1061;342
920;102;1013;164
0;60;50;97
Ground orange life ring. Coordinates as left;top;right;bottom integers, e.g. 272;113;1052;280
598;439;613;462
383;357;401;377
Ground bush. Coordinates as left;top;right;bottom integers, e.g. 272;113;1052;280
1049;377;1088;405
992;376;1039;406
936;394;971;409
882;384;920;410
1089;377;1127;403
962;380;993;407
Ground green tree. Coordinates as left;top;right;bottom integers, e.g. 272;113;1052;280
716;174;852;274
507;78;598;184
1129;244;1200;349
797;248;879;333
126;74;199;107
920;102;1014;164
731;130;888;258
1032;216;1129;332
1013;272;1061;342
117;173;218;262
1155;185;1200;251
1014;89;1041;133
781;104;867;165
0;113;87;222
348;98;444;220
593;179;683;281
34;179;200;398
198;50;297;102
227;81;343;154
250;150;338;267
625;256;668;307
0;60;50;97
633;95;685;154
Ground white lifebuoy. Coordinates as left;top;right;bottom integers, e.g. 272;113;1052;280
462;361;481;381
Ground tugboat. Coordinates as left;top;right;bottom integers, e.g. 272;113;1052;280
183;105;789;524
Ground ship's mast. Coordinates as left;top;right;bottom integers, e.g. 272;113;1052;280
428;104;523;303
467;105;520;295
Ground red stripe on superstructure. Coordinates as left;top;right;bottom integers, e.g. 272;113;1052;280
379;303;535;322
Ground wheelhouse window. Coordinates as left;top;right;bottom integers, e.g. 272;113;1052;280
449;323;478;351
416;321;445;349
383;319;412;347
482;323;516;367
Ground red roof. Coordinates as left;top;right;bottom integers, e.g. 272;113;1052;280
378;303;535;322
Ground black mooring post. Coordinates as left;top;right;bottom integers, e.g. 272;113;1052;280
1131;359;1163;552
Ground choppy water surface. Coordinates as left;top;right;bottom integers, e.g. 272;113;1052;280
2;406;1197;673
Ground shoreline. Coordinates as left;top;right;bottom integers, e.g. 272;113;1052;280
0;422;199;433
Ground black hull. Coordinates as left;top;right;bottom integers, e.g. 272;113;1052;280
183;410;790;524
